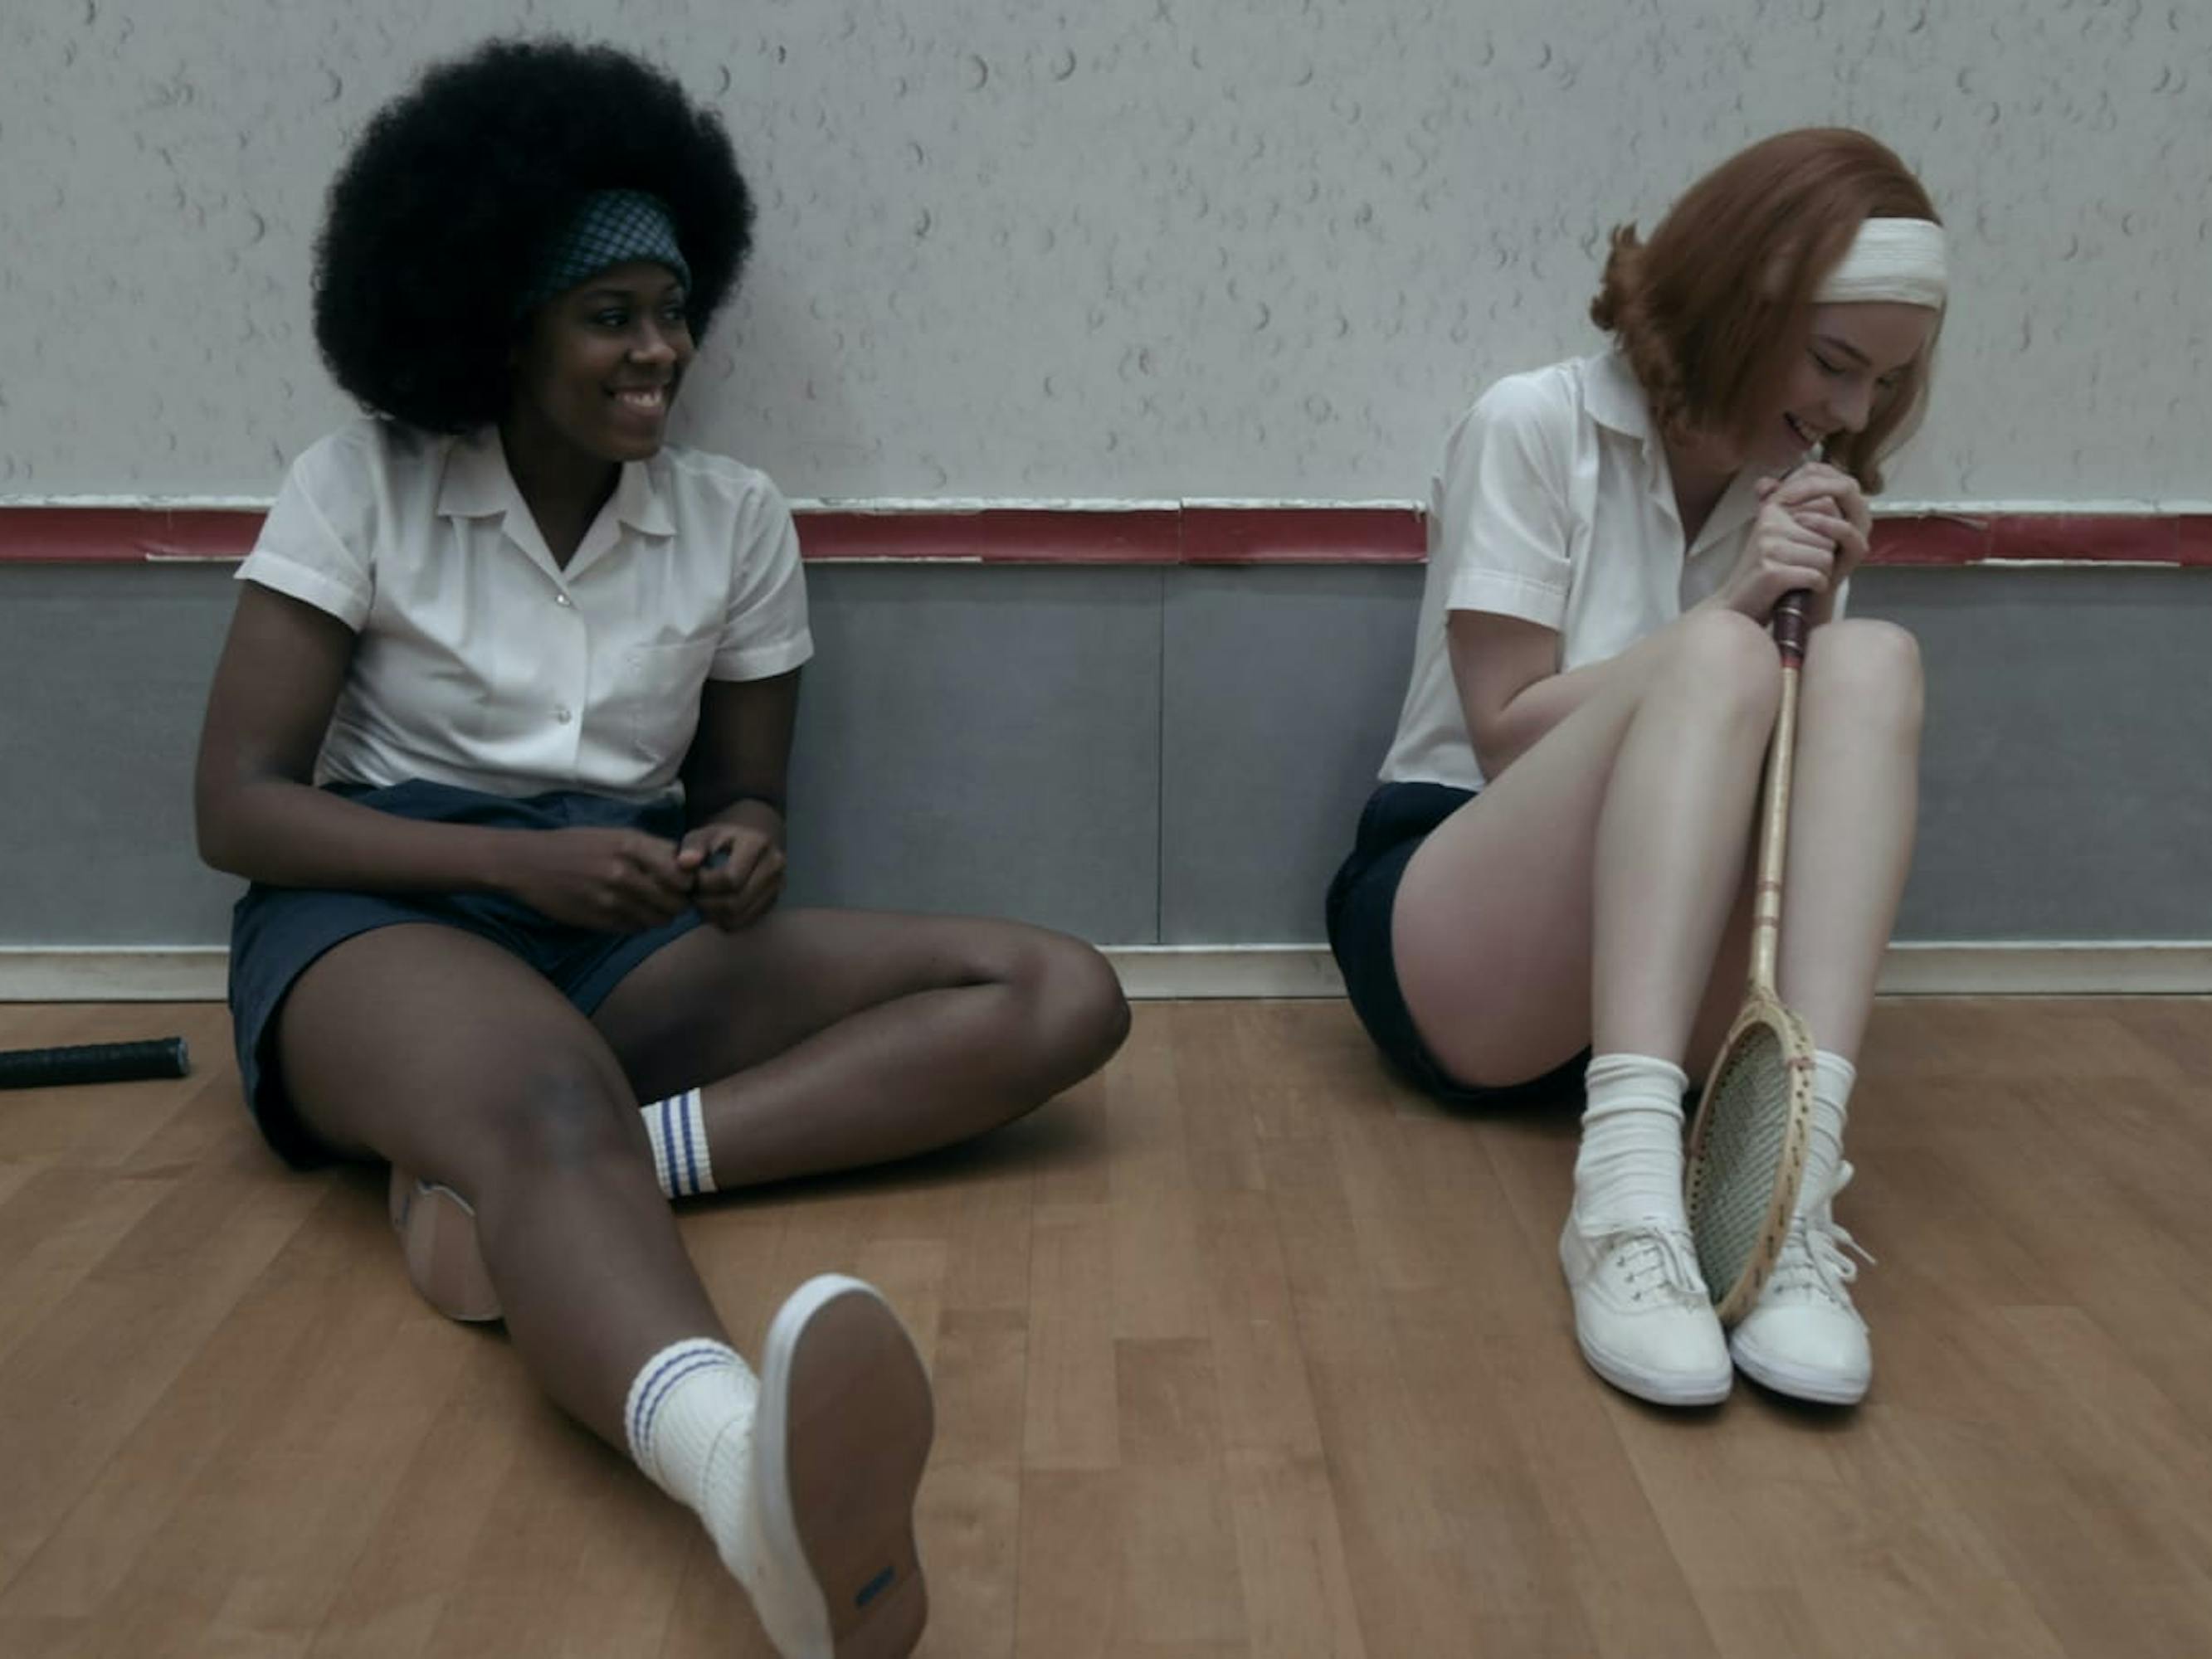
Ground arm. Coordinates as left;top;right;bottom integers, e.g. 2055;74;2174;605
1448;463;1869;779
675;669;801;929
1447;609;1683;781
194;584;693;927
192;583;509;892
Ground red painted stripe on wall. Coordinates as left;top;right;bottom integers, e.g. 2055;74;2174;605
0;508;268;564
1866;515;1990;566
2;505;2209;568
1180;506;1427;564
1986;514;2190;564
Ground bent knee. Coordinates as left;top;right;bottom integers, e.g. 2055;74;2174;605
1659;607;1783;721
478;1052;640;1175
1006;930;1131;1081
1813;618;1924;727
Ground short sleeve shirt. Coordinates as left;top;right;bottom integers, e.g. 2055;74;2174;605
1378;349;1780;791
236;419;812;803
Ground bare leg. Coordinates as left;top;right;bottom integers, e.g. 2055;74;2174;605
592;911;1129;1188
1723;620;1922;1407
1775;620;1925;1063
283;923;945;1649
1393;608;1781;1086
277;924;718;1447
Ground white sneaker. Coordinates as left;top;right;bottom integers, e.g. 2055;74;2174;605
387;1166;500;1324
1560;1210;1732;1407
722;1276;935;1658
1727;1165;1874;1406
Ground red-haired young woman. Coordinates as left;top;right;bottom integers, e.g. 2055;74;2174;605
1326;129;1947;1409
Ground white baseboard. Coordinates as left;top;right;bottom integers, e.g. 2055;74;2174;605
0;948;230;1002
5;941;2212;1004
1105;946;1351;1000
1872;941;2212;995
1107;942;2212;999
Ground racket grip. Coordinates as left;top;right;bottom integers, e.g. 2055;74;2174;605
0;1037;192;1091
1772;591;1812;665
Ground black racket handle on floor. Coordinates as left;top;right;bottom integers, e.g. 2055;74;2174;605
0;1037;191;1090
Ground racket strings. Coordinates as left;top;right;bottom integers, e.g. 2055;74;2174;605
1688;1025;1792;1287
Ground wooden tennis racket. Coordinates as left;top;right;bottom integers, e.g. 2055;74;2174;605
1684;469;1827;1324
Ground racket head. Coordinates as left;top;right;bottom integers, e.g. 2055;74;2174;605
1685;990;1816;1325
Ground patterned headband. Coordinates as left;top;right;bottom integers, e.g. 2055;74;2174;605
516;189;692;317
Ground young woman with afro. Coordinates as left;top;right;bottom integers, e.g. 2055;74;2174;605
194;38;1129;1657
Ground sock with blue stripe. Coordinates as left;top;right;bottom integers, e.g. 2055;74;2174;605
641;1088;716;1199
625;1336;758;1568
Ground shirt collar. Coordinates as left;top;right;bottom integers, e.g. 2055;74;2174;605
436;427;675;538
607;450;675;538
435;426;519;521
1586;348;1763;556
1585;347;1658;446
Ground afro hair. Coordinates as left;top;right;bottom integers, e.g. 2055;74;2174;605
311;38;753;433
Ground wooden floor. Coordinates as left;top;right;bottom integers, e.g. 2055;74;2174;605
3;998;2211;1657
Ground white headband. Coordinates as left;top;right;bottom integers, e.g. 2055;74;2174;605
1815;216;1948;309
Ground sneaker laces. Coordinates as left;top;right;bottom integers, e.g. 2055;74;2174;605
1765;1163;1875;1304
1610;1222;1711;1306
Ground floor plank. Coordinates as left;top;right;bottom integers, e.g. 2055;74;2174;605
0;998;2206;1657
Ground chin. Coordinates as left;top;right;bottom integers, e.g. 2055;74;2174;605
601;428;666;463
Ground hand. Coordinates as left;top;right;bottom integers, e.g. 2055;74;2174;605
1775;461;1872;625
1716;465;1867;624
500;827;694;932
678;801;786;932
1772;460;1872;570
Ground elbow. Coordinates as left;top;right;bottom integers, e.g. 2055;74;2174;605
193;796;241;877
192;772;255;878
1469;721;1521;783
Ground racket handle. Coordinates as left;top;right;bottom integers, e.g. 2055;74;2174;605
0;1038;192;1091
1772;591;1812;666
1769;439;1823;668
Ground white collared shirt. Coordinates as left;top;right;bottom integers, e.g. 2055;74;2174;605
1379;348;1790;791
236;418;812;802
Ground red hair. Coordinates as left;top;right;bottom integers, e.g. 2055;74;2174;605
1591;129;1942;493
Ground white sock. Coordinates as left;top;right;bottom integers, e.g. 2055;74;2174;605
625;1337;756;1567
1573;1053;1691;1228
641;1088;717;1199
1802;1050;1856;1215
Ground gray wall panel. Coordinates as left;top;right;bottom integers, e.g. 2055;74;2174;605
2;564;243;943
3;562;2207;952
1160;567;1418;943
1862;568;2212;941
784;565;1162;942
2;563;1165;948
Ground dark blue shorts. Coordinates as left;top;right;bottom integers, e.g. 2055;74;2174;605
228;779;707;1169
1324;781;1586;1109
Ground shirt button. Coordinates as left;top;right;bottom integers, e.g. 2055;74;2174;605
554;706;573;724
554;592;572;606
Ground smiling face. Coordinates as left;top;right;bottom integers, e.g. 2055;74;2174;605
1750;300;1940;474
505;259;694;468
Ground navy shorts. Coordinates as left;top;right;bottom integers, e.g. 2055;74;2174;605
228;779;707;1169
1324;781;1586;1109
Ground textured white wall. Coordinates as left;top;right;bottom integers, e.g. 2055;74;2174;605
2;0;2206;504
